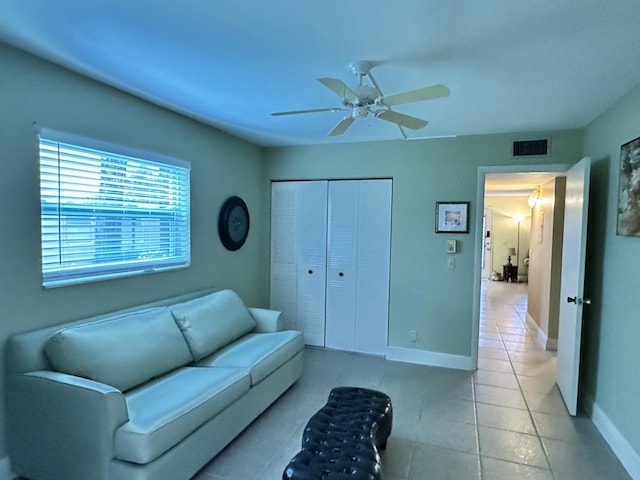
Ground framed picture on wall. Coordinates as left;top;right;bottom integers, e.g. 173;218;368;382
436;201;470;233
617;135;640;236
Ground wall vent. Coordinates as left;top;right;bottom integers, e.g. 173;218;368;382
512;139;549;157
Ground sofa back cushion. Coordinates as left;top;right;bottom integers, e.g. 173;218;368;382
45;308;193;392
170;289;257;361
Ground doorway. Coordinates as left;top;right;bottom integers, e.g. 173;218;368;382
474;160;593;418
471;164;570;368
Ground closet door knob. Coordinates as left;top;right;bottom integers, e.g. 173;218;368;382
339;272;344;277
308;269;313;275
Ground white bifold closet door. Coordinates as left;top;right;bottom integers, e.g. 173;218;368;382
325;179;392;355
270;179;391;355
270;181;328;346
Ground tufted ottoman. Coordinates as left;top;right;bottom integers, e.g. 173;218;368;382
283;387;393;480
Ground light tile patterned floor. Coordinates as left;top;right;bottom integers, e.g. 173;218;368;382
194;281;631;479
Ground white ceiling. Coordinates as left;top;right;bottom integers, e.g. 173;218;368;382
2;1;640;147
485;172;560;195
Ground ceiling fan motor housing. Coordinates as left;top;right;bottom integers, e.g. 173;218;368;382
353;106;369;119
349;85;379;106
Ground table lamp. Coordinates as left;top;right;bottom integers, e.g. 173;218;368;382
505;248;516;265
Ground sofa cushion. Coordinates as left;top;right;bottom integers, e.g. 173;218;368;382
45;308;192;392
114;366;250;464
197;331;304;385
170;289;257;361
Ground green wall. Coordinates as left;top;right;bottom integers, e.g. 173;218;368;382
264;132;582;358
581;82;640;459
0;43;268;461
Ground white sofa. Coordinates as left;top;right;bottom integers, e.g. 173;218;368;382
5;288;304;480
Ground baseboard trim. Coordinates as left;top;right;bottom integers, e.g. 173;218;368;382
525;313;557;351
386;346;474;371
584;393;640;479
0;457;13;480
525;312;547;350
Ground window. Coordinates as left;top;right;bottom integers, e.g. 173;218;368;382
39;131;191;288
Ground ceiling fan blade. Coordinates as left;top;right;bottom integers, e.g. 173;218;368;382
375;110;428;130
380;84;450;106
328;116;356;136
271;107;343;116
318;78;357;102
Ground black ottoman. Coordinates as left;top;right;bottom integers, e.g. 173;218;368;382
283;387;393;480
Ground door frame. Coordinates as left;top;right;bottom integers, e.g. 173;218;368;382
471;163;571;369
481;207;494;280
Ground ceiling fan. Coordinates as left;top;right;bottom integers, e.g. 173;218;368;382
271;61;450;137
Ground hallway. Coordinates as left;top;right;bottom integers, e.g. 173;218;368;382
476;279;630;479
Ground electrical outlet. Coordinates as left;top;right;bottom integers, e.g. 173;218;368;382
409;330;417;342
447;258;455;270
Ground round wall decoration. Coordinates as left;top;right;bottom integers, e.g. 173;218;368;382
218;196;250;251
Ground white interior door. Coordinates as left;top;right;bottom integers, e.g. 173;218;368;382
325;181;359;351
325;179;391;354
270;181;328;346
355;179;391;355
273;179;391;354
556;157;591;416
270;182;298;331
296;181;328;346
481;207;494;279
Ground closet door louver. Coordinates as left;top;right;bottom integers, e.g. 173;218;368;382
296;181;328;346
270;182;298;331
354;180;392;355
325;180;391;355
325;181;359;351
270;181;327;346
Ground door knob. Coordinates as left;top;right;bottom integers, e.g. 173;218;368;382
308;269;313;275
567;296;592;305
339;272;344;277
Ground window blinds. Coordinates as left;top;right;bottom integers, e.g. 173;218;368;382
39;136;191;287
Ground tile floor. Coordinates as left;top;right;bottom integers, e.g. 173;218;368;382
194;280;631;479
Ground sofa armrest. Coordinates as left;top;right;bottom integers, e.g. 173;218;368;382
249;307;283;333
7;370;129;480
